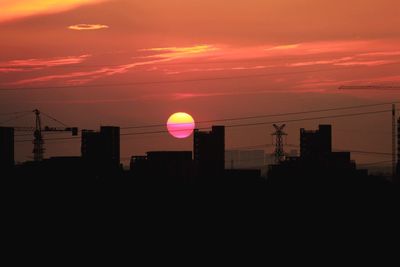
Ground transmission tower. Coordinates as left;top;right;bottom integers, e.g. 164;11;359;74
272;124;287;163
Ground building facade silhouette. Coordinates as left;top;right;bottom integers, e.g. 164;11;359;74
0;127;14;170
130;151;194;184
194;126;225;178
300;125;332;160
81;126;120;172
268;124;366;186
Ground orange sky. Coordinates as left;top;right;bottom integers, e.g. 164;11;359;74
0;0;399;167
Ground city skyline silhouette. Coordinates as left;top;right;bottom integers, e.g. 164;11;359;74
1;104;399;187
1;1;400;192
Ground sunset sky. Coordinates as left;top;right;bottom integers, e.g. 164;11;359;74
1;0;399;166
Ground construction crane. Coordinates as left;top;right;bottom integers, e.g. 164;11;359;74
3;109;78;162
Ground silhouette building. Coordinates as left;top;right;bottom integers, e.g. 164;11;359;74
225;150;265;169
130;151;194;184
0;127;14;170
194;126;225;178
300;125;332;160
268;124;366;186
81;126;120;171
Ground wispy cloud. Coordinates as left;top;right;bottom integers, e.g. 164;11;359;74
0;55;90;68
0;0;109;22
140;45;219;59
68;24;109;31
9;45;218;85
358;51;400;57
172;88;313;100
165;65;270;75
334;60;397;66
0;55;90;73
289;57;353;67
266;44;300;51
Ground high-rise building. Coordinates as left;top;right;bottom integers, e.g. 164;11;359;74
300;125;332;160
81;126;120;171
194;126;225;177
0;127;14;170
100;126;120;167
81;130;101;163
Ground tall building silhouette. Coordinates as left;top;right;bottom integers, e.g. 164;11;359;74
0;127;14;170
81;126;120;171
300;125;332;160
268;124;365;186
194;126;225;178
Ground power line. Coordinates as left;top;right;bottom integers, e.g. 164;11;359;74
6;102;397;131
0;112;31;125
14;108;392;143
0;110;31;116
2;63;400;92
120;102;399;130
40;111;69;127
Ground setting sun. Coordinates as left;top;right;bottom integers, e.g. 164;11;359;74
167;112;195;139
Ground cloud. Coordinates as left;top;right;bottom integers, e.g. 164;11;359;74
172;88;319;100
9;45;219;85
334;60;397;67
289;57;353;67
164;65;270;75
68;24;109;31
6;40;400;90
358;51;400;57
140;45;219;59
0;0;109;22
0;55;90;73
266;44;300;51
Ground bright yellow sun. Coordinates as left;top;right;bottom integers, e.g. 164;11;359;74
167;112;195;139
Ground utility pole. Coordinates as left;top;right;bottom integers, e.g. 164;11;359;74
272;124;287;163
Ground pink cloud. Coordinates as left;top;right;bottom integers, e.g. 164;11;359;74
265;44;300;51
289;57;353;67
9;45;221;86
334;60;397;66
0;55;90;68
358;51;400;57
0;67;29;73
6;40;400;90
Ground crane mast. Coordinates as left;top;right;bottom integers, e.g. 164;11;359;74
5;109;79;162
33;109;45;162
